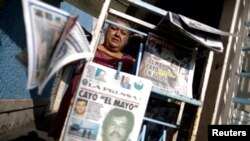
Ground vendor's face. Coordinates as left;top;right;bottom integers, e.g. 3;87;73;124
104;20;129;52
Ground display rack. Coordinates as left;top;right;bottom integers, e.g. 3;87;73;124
232;22;250;106
64;0;220;140
231;22;250;125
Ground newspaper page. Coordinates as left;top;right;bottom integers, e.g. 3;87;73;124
22;0;93;93
62;62;152;141
168;12;224;52
178;14;235;36
38;21;93;94
158;11;235;53
139;32;196;98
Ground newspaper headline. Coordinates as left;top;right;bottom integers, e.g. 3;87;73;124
62;62;152;141
139;32;196;98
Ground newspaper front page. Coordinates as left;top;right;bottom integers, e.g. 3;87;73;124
22;0;93;93
139;32;196;98
62;62;152;141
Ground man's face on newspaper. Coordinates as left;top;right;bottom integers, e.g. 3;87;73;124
103;116;129;141
75;100;87;116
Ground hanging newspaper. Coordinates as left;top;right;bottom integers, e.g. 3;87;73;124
21;0;93;94
139;32;196;98
61;62;152;141
158;11;236;53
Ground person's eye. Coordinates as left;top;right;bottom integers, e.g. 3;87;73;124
120;125;128;130
121;31;127;36
110;26;118;30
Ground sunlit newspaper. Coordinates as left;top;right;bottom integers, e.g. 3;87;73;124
22;0;93;94
159;12;235;53
62;62;152;141
139;32;196;98
168;12;224;52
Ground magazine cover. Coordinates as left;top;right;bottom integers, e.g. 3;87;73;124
139;32;196;98
22;0;93;93
62;62;152;141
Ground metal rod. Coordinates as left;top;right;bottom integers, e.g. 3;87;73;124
105;19;148;36
143;117;179;129
109;8;156;30
89;0;111;57
127;0;168;16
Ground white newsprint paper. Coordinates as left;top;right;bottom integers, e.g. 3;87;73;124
159;11;236;53
22;0;93;94
62;62;152;141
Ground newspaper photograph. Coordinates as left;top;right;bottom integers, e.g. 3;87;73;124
22;0;93;93
139;32;196;98
62;62;152;141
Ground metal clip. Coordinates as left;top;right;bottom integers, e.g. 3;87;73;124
115;62;122;80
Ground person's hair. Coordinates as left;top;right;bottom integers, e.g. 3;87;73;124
102;108;134;134
108;16;131;33
76;98;87;103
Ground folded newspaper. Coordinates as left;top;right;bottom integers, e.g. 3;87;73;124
22;0;93;94
158;11;235;53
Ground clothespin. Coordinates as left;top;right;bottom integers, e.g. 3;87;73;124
115;62;122;80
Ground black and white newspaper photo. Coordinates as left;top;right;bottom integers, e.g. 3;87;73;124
62;62;152;141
